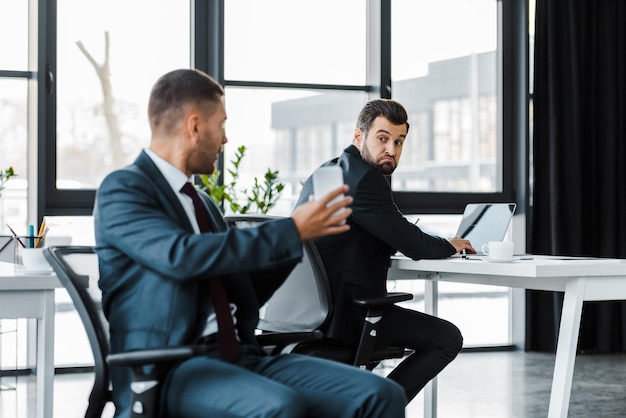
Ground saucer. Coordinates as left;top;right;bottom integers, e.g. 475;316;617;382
483;257;519;263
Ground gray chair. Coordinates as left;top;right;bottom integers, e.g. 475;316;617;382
44;246;208;418
226;214;412;370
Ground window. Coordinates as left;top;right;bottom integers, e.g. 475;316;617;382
55;0;191;191
0;2;29;70
391;0;500;194
0;79;28;232
221;0;369;215
224;0;366;85
0;0;30;233
222;88;368;213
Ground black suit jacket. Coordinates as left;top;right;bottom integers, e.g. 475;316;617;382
296;145;455;344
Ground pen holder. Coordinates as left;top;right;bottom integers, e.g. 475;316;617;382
13;235;50;273
0;235;12;262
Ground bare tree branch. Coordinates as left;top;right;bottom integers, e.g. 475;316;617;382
76;31;124;168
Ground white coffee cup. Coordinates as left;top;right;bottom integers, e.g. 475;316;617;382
481;241;514;261
20;248;52;272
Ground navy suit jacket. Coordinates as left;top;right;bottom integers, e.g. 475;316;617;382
94;151;303;414
296;145;456;344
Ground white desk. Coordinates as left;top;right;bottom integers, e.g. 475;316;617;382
388;255;626;418
0;261;60;418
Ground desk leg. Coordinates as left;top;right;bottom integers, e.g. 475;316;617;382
36;290;55;418
548;278;585;418
423;275;439;418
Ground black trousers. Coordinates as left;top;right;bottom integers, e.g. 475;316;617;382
375;305;463;401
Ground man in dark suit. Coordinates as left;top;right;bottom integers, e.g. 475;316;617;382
94;70;406;418
296;99;476;402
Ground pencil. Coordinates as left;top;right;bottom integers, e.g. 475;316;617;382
37;220;46;237
35;220;47;248
6;223;26;248
37;227;50;248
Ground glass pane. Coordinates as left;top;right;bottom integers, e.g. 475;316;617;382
0;3;28;69
391;0;499;192
221;88;368;215
224;0;366;85
56;0;190;189
0;79;28;237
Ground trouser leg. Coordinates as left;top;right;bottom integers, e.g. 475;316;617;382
253;353;407;418
164;346;406;418
377;306;463;401
164;355;305;418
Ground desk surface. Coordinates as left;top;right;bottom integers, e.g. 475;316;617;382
0;261;61;290
390;255;626;295
391;255;626;277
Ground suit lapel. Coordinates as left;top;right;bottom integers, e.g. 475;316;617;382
134;151;195;232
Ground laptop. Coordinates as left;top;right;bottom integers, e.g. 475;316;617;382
453;203;516;256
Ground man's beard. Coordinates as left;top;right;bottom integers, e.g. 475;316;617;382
361;142;396;175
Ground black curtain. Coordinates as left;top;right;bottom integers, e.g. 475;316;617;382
528;0;626;352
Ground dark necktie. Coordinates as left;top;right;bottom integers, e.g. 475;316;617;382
181;182;240;362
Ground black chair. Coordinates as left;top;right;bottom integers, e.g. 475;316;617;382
44;246;208;418
226;214;413;370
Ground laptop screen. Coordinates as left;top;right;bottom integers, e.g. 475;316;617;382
455;203;516;254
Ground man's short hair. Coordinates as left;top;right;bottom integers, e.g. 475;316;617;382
148;69;224;132
356;99;410;136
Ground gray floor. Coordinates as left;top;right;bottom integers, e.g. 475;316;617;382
1;350;626;418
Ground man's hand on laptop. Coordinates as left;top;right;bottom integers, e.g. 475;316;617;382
449;238;476;255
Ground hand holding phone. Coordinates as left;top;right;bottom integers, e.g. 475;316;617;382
312;166;347;224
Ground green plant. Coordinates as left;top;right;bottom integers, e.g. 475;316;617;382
199;145;285;214
0;166;15;197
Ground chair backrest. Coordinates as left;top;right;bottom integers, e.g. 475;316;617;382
44;245;111;418
225;215;332;333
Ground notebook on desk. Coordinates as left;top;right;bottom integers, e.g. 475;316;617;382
452;203;516;256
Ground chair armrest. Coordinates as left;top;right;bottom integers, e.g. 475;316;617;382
353;292;413;308
107;345;208;367
224;214;282;227
352;292;413;369
108;346;209;418
257;330;323;347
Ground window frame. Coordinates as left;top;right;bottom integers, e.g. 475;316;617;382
38;0;528;220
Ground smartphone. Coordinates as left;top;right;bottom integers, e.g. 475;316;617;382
312;166;346;224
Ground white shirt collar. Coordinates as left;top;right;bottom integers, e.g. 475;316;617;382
144;148;191;192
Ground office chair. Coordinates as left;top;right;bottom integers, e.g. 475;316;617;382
44;246;208;418
226;214;412;370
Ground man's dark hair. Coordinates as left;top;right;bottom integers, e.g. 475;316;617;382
356;99;410;136
148;69;224;132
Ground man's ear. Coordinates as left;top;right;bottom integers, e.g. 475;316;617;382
353;127;363;146
185;113;200;141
